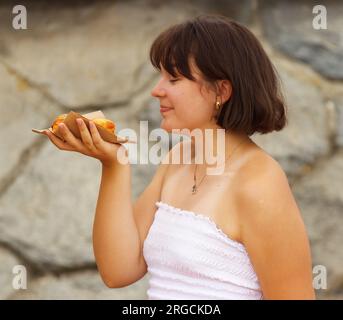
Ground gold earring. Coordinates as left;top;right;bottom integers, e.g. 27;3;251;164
215;101;221;110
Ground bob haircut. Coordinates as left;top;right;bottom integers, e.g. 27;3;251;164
149;14;288;136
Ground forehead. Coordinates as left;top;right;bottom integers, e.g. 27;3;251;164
188;57;203;78
159;57;203;80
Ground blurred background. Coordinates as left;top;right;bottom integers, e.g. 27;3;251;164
0;0;342;300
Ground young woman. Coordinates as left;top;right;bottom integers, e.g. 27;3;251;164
43;14;315;300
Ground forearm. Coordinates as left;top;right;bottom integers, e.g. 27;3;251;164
92;163;141;285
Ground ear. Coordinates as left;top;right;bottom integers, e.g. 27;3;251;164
217;80;232;104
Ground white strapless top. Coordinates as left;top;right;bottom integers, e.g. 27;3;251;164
142;201;263;300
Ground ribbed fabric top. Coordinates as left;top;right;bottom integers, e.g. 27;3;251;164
143;201;263;300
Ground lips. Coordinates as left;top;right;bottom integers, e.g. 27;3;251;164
160;106;173;113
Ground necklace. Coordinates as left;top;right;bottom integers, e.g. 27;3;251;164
192;139;249;195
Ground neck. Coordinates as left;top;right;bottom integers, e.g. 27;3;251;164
189;125;251;173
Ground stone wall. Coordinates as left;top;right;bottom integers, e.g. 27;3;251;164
0;0;342;299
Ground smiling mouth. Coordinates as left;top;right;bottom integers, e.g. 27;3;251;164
160;107;173;113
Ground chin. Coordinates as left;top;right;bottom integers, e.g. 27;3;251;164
160;118;198;134
160;119;174;133
160;124;173;133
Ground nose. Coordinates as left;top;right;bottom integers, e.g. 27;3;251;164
151;78;166;98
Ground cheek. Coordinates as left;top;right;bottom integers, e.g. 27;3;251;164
165;86;213;128
173;102;212;129
182;95;212;119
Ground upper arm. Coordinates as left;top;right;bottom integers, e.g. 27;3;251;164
238;159;315;300
123;141;187;286
133;158;169;257
133;141;186;256
111;157;169;288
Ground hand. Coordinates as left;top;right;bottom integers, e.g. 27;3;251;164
42;119;129;167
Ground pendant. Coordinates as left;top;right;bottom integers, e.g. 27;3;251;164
192;184;197;194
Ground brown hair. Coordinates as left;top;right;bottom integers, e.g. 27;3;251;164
149;14;288;136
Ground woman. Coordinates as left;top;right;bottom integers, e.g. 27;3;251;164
43;14;315;300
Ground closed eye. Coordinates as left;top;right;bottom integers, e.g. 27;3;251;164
169;78;179;83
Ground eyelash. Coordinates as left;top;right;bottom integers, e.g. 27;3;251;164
169;79;179;84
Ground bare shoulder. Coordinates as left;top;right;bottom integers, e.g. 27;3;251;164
237;148;290;206
235;147;298;226
234;147;315;299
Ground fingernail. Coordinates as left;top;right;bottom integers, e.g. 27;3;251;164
58;123;65;130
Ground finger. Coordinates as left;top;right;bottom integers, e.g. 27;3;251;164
58;123;83;149
88;120;106;150
43;129;75;151
76;118;97;151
